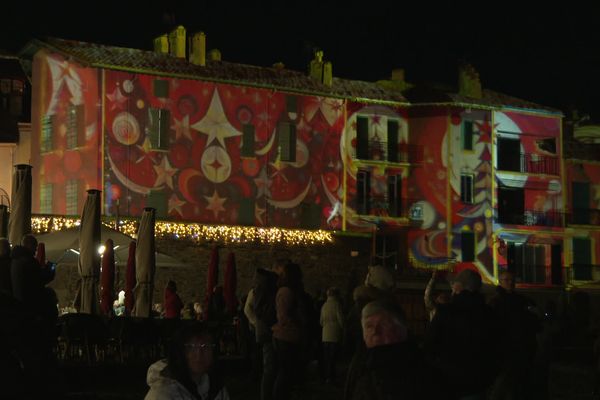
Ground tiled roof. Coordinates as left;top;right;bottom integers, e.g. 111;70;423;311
24;38;408;104
403;85;561;115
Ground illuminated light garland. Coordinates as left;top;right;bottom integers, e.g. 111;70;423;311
31;216;334;245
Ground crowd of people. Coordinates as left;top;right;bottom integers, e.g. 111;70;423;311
2;235;600;399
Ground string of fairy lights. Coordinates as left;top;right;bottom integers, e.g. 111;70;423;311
31;216;334;245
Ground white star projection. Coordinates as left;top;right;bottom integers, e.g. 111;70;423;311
191;90;241;147
204;190;227;218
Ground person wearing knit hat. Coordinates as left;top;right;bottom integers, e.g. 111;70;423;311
451;268;482;295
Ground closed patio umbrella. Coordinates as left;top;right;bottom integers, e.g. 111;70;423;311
76;189;101;314
100;238;115;316
8;164;32;246
124;241;136;316
132;207;156;318
223;252;237;315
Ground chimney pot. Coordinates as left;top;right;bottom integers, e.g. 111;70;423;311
323;61;333;86
189;31;206;66
391;68;405;82
168;25;186;58
208;49;221;61
154;34;169;54
458;63;482;99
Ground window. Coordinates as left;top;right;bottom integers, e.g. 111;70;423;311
147;108;170;150
356;116;369;159
537;137;556;154
387;175;402;217
67;105;85;149
460;174;474;204
300;203;321;229
153;79;169;98
356;170;371;215
238;198;255;226
573;237;592;280
278;122;296;162
40;183;53;214
498;187;525;225
461;231;475;262
66;179;78;215
41;115;54;152
572;182;590;224
462;120;473;151
387;120;399;162
241;124;255;157
497;137;521;172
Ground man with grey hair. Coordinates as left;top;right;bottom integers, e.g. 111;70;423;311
425;268;501;400
348;300;438;400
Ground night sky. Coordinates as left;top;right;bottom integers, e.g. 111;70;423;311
2;3;599;120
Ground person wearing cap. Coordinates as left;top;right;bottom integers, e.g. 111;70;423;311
348;300;438;400
425;269;501;400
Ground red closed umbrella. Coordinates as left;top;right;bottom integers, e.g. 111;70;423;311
223;252;237;315
204;245;219;318
100;239;115;316
124;241;136;316
36;242;46;267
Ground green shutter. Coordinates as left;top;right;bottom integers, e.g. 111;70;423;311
573;237;592;280
356;116;369;159
158;109;170;149
462;120;473;151
147;191;167;218
279;122;296;162
241;124;255;157
148;109;170;150
461;231;475;262
238;198;255;225
300;203;321;229
153;80;169;98
286;96;297;114
387;120;399;162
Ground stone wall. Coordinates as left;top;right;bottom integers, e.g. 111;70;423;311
49;235;374;309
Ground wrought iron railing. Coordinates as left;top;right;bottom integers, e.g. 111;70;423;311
496;209;564;227
567;209;600;226
356;196;422;219
497;153;559;175
498;264;549;285
354;141;423;163
565;264;600;282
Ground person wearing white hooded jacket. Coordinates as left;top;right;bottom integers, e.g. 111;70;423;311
145;323;229;400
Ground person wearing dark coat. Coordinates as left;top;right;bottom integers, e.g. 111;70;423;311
425;269;501;400
0;238;12;296
10;236;43;308
488;270;541;400
350;300;439;400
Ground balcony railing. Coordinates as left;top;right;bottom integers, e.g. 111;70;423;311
496;209;564;227
498;264;561;285
565;264;600;282
354;141;423;163
567;209;600;226
498;153;559;175
356;196;421;219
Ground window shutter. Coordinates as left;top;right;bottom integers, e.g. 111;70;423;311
285;95;297;114
41;115;55;152
300;203;321;229
241;124;255;157
279;122;296;162
153;79;169;98
462;120;473;151
148;108;170;150
387;175;401;217
461;231;475;262
238;198;255;225
356;170;370;215
66;179;79;215
356;116;369;159
158;109;170;149
147;191;167;218
460;174;473;203
387;120;399;162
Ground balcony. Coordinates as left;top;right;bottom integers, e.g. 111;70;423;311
499;263;563;286
565;264;600;282
567;208;600;226
354;141;423;163
357;196;421;219
496;209;564;227
497;153;559;175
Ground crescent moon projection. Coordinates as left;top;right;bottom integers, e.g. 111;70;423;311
178;168;203;204
255;128;277;156
227;175;254;198
321;174;338;206
267;177;312;209
108;154;159;195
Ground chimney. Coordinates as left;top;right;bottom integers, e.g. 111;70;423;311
168;25;186;58
208;49;221;61
189;31;206;66
309;50;324;81
323;61;333;86
154;34;169;54
458;63;482;99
